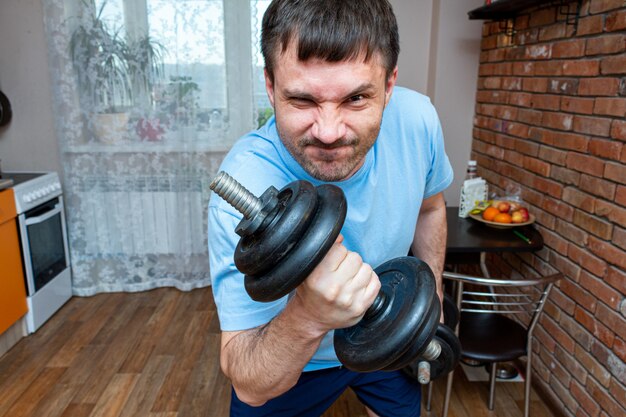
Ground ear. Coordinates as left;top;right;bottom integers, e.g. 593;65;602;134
264;68;276;108
384;66;398;105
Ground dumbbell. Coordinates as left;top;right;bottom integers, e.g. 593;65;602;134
210;171;460;380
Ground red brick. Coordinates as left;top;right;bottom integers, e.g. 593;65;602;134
522;155;551;176
579;78;620;96
601;54;626;75
566;152;606;176
551;287;577;315
505;122;530;138
551;250;582;280
541;227;570;254
529;7;557;27
596;303;626;340
604;161;626;184
533;176;563;198
616;186;626;206
477;90;509;104
588;235;626;270
555;345;588;384
515;139;539;156
594;98;626;117
544;314;577;351
530;94;561;110
590;339;626;383
561;313;594;350
481;35;498;50
569;240;609;275
572;115;612;136
575;344;612;387
611;120;626;141
502;77;523;91
605;9;626;32
589;0;626;14
512;61;534;76
614;226;626;251
596;199;626;228
586;376;625;417
543;112;574;131
519;109;543;125
522;77;548;93
539;145;568;165
552;39;586;57
535;61;565;76
585;34;626;55
573;208;614;240
581;271;622;310
505;46;525;61
589;138;623;160
525;44;553;60
561;97;595;114
514;14;530;30
580;174;617;200
563;60;600;76
556;218;589;245
515;28;539;45
482;76;502;89
549;78;580;95
574;304;615;347
578;14;604;35
563;187;596;212
609;372;626;406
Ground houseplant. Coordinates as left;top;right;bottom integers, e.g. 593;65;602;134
69;0;165;143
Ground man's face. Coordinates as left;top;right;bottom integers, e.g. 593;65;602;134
265;45;398;182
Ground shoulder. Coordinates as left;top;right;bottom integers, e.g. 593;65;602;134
385;86;439;124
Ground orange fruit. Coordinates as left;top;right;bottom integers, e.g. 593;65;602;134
482;207;500;221
493;213;513;223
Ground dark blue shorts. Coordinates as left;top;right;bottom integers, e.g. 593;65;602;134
230;367;421;417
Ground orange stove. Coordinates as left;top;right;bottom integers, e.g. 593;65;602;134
0;188;28;335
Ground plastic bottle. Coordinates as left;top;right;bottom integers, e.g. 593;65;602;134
465;160;478;180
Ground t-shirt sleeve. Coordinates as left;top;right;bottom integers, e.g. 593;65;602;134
423;104;454;199
208;203;287;331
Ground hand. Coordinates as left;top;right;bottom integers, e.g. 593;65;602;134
291;235;381;333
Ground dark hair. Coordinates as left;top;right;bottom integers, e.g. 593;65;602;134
261;0;399;82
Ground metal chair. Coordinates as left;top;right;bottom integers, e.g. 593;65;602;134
440;271;562;417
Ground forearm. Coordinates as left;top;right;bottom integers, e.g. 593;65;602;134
411;193;447;302
221;300;326;406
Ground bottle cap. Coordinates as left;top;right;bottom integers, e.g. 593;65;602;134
468;160;477;167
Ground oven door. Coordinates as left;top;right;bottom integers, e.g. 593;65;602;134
18;196;70;295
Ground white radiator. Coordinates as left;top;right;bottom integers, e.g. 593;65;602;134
78;177;206;256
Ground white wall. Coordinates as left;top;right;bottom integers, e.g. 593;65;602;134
0;0;483;203
0;0;60;174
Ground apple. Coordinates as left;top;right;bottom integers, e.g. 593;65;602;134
497;201;511;213
518;207;529;222
511;210;524;223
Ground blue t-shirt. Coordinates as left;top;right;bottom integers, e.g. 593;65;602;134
208;86;453;371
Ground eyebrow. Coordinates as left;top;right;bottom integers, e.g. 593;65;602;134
282;82;377;102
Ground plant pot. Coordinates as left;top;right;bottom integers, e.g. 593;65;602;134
93;112;129;144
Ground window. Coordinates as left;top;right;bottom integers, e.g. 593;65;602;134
71;0;272;150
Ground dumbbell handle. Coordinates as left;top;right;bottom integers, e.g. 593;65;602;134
417;340;442;384
210;171;263;219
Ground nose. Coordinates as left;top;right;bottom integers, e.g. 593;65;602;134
311;107;347;145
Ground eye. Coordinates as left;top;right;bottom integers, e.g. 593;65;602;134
348;94;365;102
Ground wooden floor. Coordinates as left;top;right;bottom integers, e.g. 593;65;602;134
0;287;557;417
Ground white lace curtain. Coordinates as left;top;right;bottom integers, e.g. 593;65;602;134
42;0;272;295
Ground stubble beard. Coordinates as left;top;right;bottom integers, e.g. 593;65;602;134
278;127;379;182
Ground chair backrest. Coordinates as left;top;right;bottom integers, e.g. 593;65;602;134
442;272;563;337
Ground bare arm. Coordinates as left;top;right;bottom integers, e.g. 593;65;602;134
220;236;380;406
410;192;447;304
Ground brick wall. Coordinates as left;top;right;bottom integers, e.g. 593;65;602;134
471;0;625;416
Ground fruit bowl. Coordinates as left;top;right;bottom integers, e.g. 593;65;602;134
469;212;535;229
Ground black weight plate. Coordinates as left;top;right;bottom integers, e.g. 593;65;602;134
235;180;318;276
245;184;346;302
443;293;459;329
429;324;461;379
380;296;440;371
402;324;461;382
334;257;439;372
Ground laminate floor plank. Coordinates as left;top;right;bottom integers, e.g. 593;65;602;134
0;288;558;417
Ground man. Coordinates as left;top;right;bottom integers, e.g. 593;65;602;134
208;1;453;415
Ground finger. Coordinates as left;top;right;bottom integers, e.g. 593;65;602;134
334;251;364;279
317;239;348;272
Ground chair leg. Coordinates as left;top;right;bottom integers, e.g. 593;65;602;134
488;362;497;410
442;369;455;417
525;353;532;417
426;381;433;411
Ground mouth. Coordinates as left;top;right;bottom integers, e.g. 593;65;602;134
306;144;354;161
